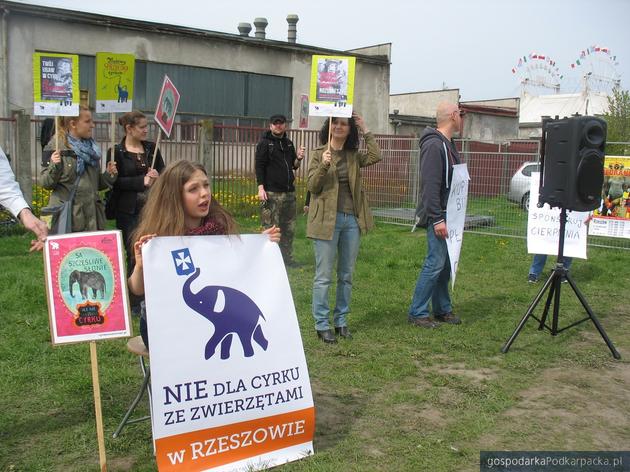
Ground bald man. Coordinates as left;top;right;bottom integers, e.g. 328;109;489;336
408;102;464;328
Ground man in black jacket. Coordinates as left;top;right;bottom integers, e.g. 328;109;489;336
255;114;305;267
408;102;464;328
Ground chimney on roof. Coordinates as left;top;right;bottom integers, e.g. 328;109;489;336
237;22;252;37
286;14;299;43
253;17;268;39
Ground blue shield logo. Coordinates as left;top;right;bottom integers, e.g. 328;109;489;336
171;248;195;276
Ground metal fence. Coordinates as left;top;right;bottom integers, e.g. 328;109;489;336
2;117;629;250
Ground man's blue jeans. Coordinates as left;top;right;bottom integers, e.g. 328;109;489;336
312;212;361;331
529;254;573;278
409;224;452;319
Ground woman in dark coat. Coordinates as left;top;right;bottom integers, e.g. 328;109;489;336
107;111;165;265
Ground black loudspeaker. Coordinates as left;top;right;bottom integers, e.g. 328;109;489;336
539;116;607;211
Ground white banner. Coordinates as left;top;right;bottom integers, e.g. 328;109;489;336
527;172;589;259
143;235;314;471
446;164;470;289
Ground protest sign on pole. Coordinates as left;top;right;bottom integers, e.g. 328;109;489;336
33;52;80;116
95;52;135;113
43;230;132;471
445;164;470;288
527;172;589;258
309;55;355;118
143;235;315;471
589;155;630;239
43;230;132;344
154;75;181;138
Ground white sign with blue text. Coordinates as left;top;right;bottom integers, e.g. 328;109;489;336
143;235;314;472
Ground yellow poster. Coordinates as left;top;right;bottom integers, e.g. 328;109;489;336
95;52;135;113
589;155;630;239
33;53;80;116
309;55;355;117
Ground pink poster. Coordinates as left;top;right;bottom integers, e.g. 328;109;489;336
44;230;131;345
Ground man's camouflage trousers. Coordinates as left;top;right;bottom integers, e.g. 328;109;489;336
261;191;296;263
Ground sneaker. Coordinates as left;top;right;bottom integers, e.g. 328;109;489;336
528;274;539;284
408;316;440;329
434;312;462;324
560;275;568;284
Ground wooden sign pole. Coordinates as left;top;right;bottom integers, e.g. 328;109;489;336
90;341;108;472
109;114;116;163
150;129;161;169
54;116;60;152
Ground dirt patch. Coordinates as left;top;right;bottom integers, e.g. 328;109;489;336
476;361;630;451
432;362;499;384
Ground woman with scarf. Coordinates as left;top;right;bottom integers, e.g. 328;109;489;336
42;105;118;232
127;160;280;348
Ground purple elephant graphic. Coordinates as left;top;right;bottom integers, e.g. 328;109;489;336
182;268;268;360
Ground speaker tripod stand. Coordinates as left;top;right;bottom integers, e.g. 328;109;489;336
502;208;621;359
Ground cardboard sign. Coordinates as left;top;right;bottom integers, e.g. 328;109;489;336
527;172;589;258
143;235;315;471
154;75;181;137
33;53;80;116
298;94;309;129
445;164;470;288
96;52;135;113
43;231;131;344
589;155;630;239
309;55;355;117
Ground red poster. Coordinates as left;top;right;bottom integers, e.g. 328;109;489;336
43;231;131;345
154;75;181;137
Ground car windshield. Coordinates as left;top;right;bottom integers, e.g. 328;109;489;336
522;164;540;177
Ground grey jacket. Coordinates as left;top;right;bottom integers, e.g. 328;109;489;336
414;128;460;228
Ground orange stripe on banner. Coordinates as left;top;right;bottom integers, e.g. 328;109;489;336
155;407;315;471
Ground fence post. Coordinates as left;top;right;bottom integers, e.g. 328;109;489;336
198;119;214;177
14;110;32;205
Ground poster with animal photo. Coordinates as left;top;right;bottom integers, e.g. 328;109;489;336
142;235;314;471
33;52;80;116
43;230;131;345
589;156;630;239
95;52;135;113
154;75;181;137
309;55;355;117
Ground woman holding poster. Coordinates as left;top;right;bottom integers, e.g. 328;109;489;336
42;105;117;233
307;113;381;343
128;160;280;348
107;111;164;262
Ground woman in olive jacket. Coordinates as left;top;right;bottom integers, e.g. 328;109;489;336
306;112;382;343
41;106;117;233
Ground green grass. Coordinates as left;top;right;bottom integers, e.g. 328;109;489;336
1;218;629;471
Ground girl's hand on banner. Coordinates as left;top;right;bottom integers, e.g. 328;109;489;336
50;151;61;165
322;150;332;166
107;160;118;176
133;233;157;269
262;225;281;243
352;112;368;134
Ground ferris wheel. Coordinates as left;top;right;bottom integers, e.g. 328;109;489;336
570;45;621;93
512;52;563;95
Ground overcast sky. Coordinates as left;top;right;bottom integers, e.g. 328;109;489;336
11;0;630;101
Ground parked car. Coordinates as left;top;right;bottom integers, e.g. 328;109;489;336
507;161;540;210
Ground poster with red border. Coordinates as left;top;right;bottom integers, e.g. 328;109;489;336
154;75;181;137
43;230;132;345
589;155;630;239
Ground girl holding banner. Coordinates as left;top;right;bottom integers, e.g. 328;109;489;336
107;111;164;263
42;105;118;233
306;113;381;343
127;160;281;348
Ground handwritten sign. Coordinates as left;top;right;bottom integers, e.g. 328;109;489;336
527;172;589;258
445;164;470;288
96;52;135;113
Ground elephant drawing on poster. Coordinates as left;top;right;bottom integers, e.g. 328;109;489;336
182;268;268;360
69;270;106;299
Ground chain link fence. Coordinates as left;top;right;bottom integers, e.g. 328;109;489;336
2;118;629;250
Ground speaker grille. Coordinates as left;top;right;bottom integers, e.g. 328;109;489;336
576;151;604;207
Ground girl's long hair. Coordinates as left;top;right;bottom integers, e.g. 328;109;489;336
54;104;90;148
319;116;359;150
131;160;238;245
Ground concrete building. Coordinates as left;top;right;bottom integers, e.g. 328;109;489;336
0;1;391;132
389;89;520;142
